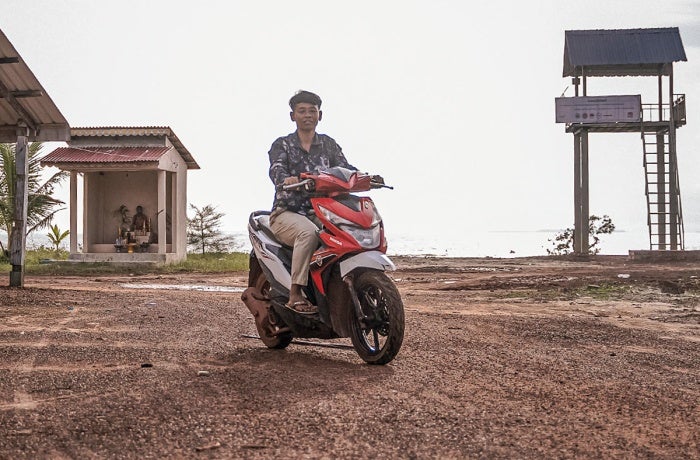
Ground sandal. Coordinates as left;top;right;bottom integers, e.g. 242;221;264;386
285;300;318;315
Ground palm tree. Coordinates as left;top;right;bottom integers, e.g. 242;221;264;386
47;224;70;252
0;142;68;255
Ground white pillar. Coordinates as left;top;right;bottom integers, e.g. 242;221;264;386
180;170;188;256
170;172;179;257
158;170;166;254
82;173;90;252
70;171;78;253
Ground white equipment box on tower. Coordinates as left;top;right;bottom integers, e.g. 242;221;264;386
555;95;641;124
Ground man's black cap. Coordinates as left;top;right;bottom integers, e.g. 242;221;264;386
289;90;322;110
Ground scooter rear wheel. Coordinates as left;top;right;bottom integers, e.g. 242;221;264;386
252;269;293;350
348;270;404;364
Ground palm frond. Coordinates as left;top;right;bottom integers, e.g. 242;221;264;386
27;208;65;234
0;142;68;251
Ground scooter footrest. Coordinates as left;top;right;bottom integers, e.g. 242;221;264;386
270;300;337;339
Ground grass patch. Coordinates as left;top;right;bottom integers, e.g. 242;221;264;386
26;247;70;265
497;288;569;302
578;283;630;300
0;251;249;276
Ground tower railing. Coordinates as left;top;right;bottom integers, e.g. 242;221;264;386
641;94;686;125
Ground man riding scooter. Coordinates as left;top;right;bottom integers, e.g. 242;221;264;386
244;92;403;363
267;90;380;314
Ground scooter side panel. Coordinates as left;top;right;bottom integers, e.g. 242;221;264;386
249;222;292;291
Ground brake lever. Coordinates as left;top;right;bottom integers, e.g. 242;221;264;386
370;182;394;190
279;178;314;191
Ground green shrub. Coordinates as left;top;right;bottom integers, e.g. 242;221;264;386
24;245;69;265
547;215;615;255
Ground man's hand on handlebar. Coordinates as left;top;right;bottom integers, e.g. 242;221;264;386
279;176;313;192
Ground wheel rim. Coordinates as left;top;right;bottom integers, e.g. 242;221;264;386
357;284;391;354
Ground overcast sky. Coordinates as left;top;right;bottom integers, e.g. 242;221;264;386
2;1;700;253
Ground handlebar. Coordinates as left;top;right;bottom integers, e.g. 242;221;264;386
278;178;314;192
276;175;393;192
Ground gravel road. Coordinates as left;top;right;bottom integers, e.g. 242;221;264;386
0;256;698;458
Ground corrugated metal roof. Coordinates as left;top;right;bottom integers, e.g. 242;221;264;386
563;28;687;77
69;126;200;169
71;126;172;137
0;28;70;142
41;146;171;165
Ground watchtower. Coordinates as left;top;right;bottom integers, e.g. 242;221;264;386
555;28;687;254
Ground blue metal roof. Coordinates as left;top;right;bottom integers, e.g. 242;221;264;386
563;28;687;77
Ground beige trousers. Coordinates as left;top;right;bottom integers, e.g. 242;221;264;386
269;208;321;286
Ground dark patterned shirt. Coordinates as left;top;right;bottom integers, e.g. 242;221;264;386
269;132;356;214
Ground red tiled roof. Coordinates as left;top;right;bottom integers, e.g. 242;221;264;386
41;146;171;165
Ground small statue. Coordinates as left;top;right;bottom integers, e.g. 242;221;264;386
131;205;147;232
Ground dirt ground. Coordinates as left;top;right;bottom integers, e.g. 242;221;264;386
0;255;698;459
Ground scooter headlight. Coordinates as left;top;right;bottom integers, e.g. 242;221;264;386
317;205;354;227
317;204;382;249
340;224;381;248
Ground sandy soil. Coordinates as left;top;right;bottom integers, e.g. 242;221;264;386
0;255;698;458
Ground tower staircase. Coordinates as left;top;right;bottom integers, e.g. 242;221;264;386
641;129;684;250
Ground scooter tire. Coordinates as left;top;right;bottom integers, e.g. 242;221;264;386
347;270;404;365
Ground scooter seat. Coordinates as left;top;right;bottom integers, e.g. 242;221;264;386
251;212;293;250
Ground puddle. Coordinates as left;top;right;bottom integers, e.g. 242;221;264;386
120;283;245;293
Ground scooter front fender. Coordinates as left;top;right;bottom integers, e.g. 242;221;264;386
339;251;396;277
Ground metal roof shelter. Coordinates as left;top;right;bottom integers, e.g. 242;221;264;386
44;146;173;164
563;28;687;78
0;28;70;286
66;126;199;169
0;29;69;142
556;27;688;255
41;127;198;265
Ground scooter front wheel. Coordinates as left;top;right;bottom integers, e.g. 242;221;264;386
348;270;405;365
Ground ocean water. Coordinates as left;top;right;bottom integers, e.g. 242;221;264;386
19;229;700;259
231;228;700;258
384;230;700;258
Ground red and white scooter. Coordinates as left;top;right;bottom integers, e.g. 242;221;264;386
241;167;404;364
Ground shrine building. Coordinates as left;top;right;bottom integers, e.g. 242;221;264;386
41;126;200;264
